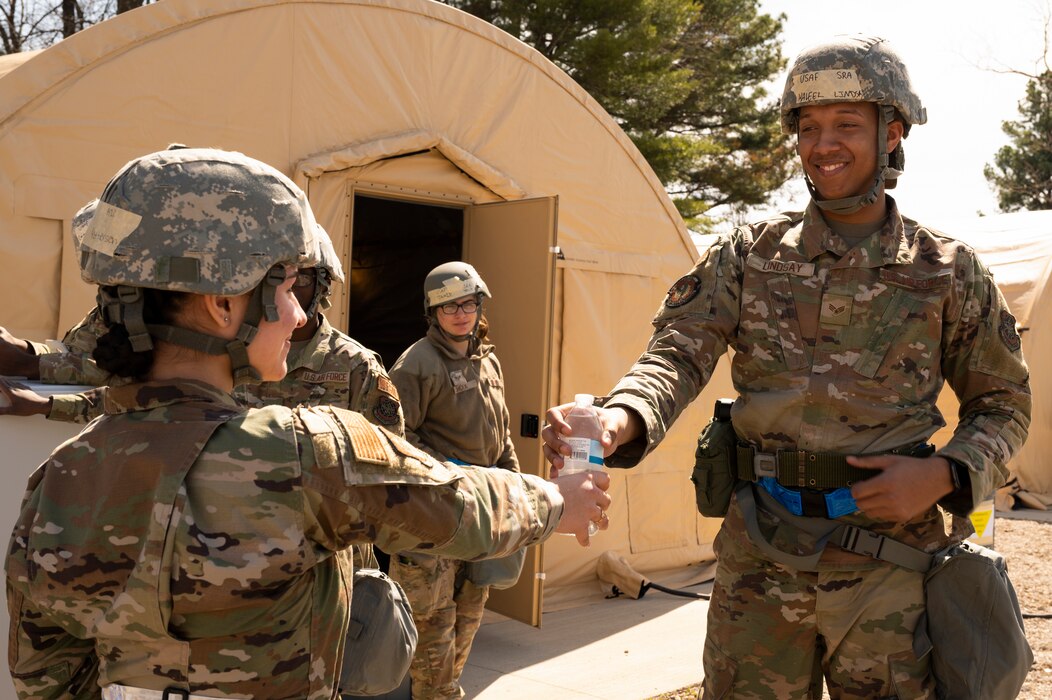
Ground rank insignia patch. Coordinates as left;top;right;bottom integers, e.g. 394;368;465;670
820;294;853;326
665;275;701;308
999;310;1021;352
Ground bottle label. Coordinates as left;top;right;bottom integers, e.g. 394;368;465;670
564;437;604;472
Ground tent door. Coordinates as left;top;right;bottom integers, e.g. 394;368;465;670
464;196;558;627
346;193;466;369
345;191;558;627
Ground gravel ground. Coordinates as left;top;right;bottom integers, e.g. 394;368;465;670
646;516;1052;699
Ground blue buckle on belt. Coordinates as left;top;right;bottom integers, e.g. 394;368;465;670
759;478;858;518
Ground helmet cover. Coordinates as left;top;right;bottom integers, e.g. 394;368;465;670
79;147;321;294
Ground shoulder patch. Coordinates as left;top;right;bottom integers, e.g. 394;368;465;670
665;275;701;308
373;395;401;426
376;374;399;399
999;310;1022;352
337;409;390;465
331;409;459;485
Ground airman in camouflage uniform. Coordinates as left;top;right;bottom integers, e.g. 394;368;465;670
543;35;1030;698
6;148;610;700
388;262;520;700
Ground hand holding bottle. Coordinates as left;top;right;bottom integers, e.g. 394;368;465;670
542;394;642;475
550;394;607;535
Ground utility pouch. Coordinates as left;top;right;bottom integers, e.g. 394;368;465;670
917;540;1033;700
690;399;738;517
340;567;418;697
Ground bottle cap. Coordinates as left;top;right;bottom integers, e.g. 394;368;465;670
574;393;594;407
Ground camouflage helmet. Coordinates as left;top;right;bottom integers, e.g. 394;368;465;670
80;147;319;293
315;225;345;285
780;35;926;134
302;225;344;320
780;35;926;214
69;198;98;257
81;147;323;384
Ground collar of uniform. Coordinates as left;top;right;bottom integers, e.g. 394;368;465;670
103;378;239;415
796;198;914;269
426;323;492;361
288;313;333;373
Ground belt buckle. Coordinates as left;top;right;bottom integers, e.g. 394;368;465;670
163;690;190;700
840;526;885;558
753;452;777;479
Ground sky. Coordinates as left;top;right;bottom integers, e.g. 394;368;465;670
753;0;1051;230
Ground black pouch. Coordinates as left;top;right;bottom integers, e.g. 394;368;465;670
690;399;738;517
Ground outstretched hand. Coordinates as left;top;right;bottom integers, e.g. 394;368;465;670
551;469;612;546
541;402;639;476
847;454;955;523
0;378;51;417
0;326;41;379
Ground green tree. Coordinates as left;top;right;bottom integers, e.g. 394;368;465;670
444;0;792;229
984;71;1052;212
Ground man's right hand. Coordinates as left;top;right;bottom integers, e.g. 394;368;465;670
541;402;641;476
0;326;41;379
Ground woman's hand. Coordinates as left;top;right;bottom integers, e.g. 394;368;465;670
0;378;51;417
551;469;612;546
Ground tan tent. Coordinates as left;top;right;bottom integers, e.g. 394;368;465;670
928;210;1052;498
0;0;726;631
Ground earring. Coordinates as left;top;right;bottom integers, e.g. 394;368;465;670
224;316;230;324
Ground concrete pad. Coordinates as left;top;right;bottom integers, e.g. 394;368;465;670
462;590;711;699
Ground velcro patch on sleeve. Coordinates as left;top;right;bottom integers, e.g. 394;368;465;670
376;374;399;399
323;407;460;486
311;432;341;470
339;410;391;465
298;407;343;470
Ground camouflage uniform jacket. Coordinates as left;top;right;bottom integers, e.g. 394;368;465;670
390;325;518;472
234;315;405;436
605;199;1031;562
30;306;117;390
6;379;561;699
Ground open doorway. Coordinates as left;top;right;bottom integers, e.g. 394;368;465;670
348;194;464;369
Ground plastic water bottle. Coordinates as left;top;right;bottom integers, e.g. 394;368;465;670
561;393;604;536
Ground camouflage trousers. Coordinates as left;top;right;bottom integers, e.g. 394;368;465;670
389;553;490;700
702;527;934;699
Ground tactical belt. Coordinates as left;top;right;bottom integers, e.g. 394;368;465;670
737;442;935;490
737;481;935;573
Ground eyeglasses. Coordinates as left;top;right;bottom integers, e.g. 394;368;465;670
438;300;479;315
293;269;317;288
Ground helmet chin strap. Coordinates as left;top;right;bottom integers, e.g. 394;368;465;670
804;105;893;216
99;265;287;386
